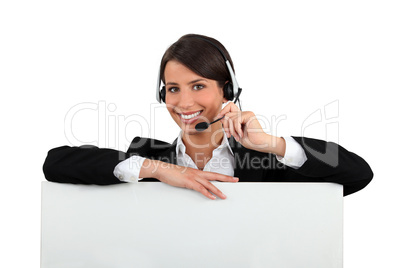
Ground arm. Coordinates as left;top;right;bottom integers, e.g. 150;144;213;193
117;157;239;200
43;145;238;200
43;145;126;185
240;134;373;196
218;102;373;196
246;134;373;196
285;136;373;196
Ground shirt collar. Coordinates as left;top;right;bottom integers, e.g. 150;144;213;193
175;129;234;158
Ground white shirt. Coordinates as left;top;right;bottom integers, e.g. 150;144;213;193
113;132;307;183
176;130;235;177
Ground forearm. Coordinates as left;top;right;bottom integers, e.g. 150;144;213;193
139;159;163;179
113;155;161;182
266;135;286;157
253;134;286;157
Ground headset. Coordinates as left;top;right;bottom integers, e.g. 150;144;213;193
156;36;242;110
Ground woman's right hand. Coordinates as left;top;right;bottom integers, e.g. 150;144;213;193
139;159;239;200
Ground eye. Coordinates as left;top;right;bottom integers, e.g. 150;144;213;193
193;84;204;90
167;87;179;93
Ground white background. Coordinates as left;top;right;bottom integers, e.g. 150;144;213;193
1;0;400;267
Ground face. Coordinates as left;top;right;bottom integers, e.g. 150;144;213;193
164;60;227;135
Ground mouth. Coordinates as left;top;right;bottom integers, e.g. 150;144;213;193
177;110;203;124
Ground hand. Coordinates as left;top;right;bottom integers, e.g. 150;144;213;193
141;159;239;200
217;102;286;156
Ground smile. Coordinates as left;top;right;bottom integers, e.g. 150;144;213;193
177;110;203;124
180;110;202;119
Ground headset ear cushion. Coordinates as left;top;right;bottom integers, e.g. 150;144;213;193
223;83;234;101
160;86;166;103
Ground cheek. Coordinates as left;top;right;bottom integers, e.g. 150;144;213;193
165;96;179;113
199;90;223;105
205;92;224;108
165;95;176;107
167;107;177;118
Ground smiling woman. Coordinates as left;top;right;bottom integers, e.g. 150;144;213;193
43;33;373;200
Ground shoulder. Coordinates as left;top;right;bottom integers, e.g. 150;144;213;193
127;136;175;157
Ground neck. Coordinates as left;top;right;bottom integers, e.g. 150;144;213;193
181;123;224;152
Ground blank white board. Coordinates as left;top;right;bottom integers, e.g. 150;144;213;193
41;181;343;268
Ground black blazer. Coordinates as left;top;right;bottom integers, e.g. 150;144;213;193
43;136;373;196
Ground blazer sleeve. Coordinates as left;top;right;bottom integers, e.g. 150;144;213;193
269;136;373;196
43;145;127;185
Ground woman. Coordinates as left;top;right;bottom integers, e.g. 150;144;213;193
43;34;373;200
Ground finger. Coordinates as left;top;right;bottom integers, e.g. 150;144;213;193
196;178;226;199
227;115;240;141
232;115;244;139
190;181;217;200
218;102;239;117
202;171;239;183
225;111;243;140
220;116;230;138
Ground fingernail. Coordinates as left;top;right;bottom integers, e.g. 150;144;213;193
222;193;227;199
234;177;239;181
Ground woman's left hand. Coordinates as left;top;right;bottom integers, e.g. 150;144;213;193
217;102;285;156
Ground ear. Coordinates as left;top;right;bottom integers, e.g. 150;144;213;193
222;81;230;103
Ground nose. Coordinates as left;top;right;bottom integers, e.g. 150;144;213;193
177;88;195;109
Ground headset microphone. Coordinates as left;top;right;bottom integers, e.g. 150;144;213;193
195;115;225;132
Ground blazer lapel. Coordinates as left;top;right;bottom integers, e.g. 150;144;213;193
157;137;178;165
228;136;265;182
155;136;266;181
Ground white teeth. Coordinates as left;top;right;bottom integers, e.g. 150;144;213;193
180;111;201;119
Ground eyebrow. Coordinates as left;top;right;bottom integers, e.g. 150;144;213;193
166;79;208;86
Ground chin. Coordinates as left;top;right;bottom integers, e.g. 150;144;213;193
180;126;200;135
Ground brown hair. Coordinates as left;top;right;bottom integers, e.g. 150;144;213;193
159;34;235;88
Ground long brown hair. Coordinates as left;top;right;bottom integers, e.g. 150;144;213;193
159;34;235;88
